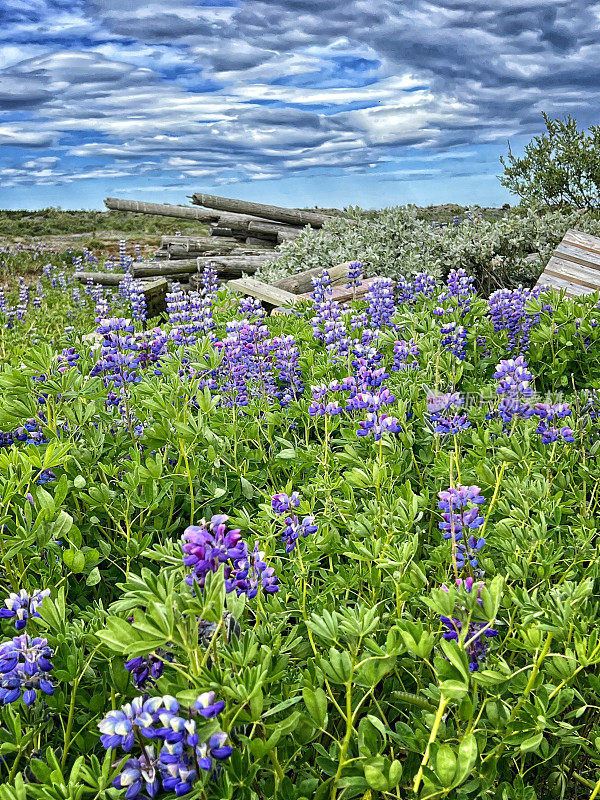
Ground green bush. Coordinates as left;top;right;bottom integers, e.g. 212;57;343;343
500;113;600;209
263;204;600;295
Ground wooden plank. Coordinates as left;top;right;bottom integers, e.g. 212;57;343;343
298;276;382;304
192;193;330;228
227;277;299;308
536;273;591;297
554;241;600;271
563;228;600;254
273;261;353;294
545;256;600;289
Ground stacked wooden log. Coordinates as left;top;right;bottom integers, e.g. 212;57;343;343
190;192;330;248
101;194;336;292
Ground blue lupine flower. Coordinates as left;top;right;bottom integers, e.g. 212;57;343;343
346;261;363;290
0;589;50;630
101;693;232;796
440;578;498;671
271;492;300;515
0;634;54;706
438;485;485;541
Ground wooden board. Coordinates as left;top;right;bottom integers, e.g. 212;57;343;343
563;228;600;254
298;276;382;304
227;277;299;308
537;273;592;297
273;261;353;294
536;229;600;297
554;242;600;271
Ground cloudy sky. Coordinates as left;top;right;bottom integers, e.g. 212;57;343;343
1;0;598;209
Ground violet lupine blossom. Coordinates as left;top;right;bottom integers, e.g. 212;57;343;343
488;286;549;354
311;299;349;360
57;347;80;372
438;485;486;544
392;339;419;371
440;578;498;672
201;265;218;298
493;356;535;424
0;634;54;705
100;693;232;798
397;273;438;304
181;515;278;597
125;653;165;689
427;392;471;436
367;277;396;329
356;412;402;440
238;295;265;321
440;321;468;360
310;269;332;304
272;335;304;406
438;268;475;315
166;285;190;327
16;278;29;321
346;261;363;291
33;283;44;308
0;589;50;630
533;402;575;444
271;492;300;514
91;318;140;389
272;492;317;553
129;280;147;322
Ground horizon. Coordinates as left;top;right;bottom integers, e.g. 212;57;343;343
1;1;598;211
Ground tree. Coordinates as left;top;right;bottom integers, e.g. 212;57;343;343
500;113;600;209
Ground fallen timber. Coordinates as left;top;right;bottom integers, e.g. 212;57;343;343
272;261;353;294
104;197;219;223
191;192;331;228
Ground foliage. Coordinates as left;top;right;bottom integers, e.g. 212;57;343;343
0;250;600;799
500;114;600;209
0;208;206;238
264;203;600;295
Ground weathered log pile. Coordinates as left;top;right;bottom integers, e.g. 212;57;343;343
97;194;345;304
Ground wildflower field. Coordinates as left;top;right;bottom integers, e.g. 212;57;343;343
1;238;600;800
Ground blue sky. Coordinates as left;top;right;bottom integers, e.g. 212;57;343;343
1;0;599;210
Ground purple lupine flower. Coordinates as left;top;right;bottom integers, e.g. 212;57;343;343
493;356;534;424
0;589;50;630
440;321;468;360
392;339;419;371
238;296;265;321
438;268;475;315
181;515;246;592
310;269;332;304
440;578;498;671
57;347;80;372
98;696;165;751
488;286;550;354
438;485;485;542
100;693;232;794
0;634;54;706
112;746;161;800
129;280;147;322
346;261;363;291
125;653;165;689
366;277;396;329
356;412;401;439
33;283;45;308
281;515;318;553
533;402;574;444
91;318;140;389
427;392;471;435
272;492;300;515
272;335;304;406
